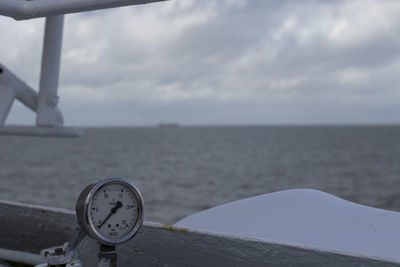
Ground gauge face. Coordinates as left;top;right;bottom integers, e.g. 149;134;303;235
76;178;144;245
89;183;139;240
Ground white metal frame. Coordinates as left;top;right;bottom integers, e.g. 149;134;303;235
0;16;83;137
0;0;167;137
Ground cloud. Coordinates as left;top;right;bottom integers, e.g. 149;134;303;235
1;0;400;126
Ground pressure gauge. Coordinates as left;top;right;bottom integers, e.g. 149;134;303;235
76;178;144;245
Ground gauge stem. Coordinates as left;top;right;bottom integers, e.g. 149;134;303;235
98;243;117;267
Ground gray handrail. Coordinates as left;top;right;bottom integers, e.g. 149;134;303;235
0;0;167;20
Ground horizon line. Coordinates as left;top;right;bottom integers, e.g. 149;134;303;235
79;123;400;128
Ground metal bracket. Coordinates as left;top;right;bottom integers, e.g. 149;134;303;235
35;227;85;267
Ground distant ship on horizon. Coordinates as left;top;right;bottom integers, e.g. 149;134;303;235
157;122;180;128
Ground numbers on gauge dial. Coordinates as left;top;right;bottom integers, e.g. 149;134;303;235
89;183;139;240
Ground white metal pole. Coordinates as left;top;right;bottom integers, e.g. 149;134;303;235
0;66;16;126
36;15;64;127
0;87;16;127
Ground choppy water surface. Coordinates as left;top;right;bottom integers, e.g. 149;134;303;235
0;126;399;224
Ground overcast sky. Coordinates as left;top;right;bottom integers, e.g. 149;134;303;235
1;0;400;126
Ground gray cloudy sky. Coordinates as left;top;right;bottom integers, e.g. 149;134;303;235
1;0;400;126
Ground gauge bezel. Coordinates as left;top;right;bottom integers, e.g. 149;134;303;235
76;177;144;245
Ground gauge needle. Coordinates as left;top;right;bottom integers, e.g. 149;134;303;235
98;201;123;229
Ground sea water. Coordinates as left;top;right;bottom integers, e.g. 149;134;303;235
0;126;399;224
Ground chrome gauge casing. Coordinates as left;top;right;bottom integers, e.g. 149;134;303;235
76;178;144;245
